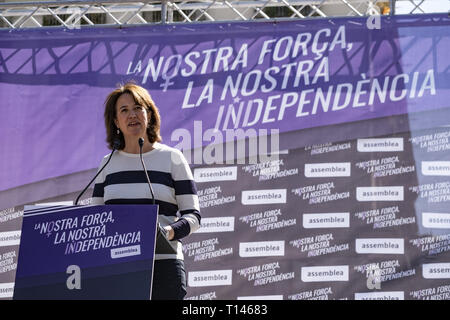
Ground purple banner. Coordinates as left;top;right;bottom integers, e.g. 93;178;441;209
1;14;450;301
13;204;157;299
16;205;157;277
1;14;449;192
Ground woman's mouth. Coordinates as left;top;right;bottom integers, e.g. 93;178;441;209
128;122;140;127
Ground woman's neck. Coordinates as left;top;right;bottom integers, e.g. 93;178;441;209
122;137;154;154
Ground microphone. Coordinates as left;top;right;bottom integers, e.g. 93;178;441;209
75;139;120;206
138;137;156;205
138;138;169;242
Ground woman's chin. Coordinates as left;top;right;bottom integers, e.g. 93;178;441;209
125;127;145;137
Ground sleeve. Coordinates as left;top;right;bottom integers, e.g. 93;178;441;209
169;149;201;240
91;156;107;205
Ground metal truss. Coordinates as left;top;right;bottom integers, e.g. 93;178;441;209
0;0;447;29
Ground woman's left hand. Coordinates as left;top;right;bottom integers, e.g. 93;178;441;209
164;226;174;240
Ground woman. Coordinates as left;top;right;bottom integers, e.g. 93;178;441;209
91;82;201;300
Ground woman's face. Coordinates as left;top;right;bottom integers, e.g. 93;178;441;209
114;93;149;141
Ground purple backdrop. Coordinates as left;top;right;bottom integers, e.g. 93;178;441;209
0;14;449;192
1;14;450;300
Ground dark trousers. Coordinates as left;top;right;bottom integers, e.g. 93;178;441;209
151;259;187;300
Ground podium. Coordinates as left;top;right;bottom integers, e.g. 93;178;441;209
13;205;160;300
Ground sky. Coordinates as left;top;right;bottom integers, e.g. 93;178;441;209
395;0;450;14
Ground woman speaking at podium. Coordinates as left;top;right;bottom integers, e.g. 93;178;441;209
91;82;201;300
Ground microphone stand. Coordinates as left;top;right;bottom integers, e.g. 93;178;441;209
138;137;155;205
138;138;171;243
75;146;117;206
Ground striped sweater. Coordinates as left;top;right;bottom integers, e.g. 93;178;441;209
91;142;201;260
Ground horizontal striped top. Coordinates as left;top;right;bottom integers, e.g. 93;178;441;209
91;142;201;260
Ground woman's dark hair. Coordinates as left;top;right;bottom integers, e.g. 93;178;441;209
104;82;162;150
